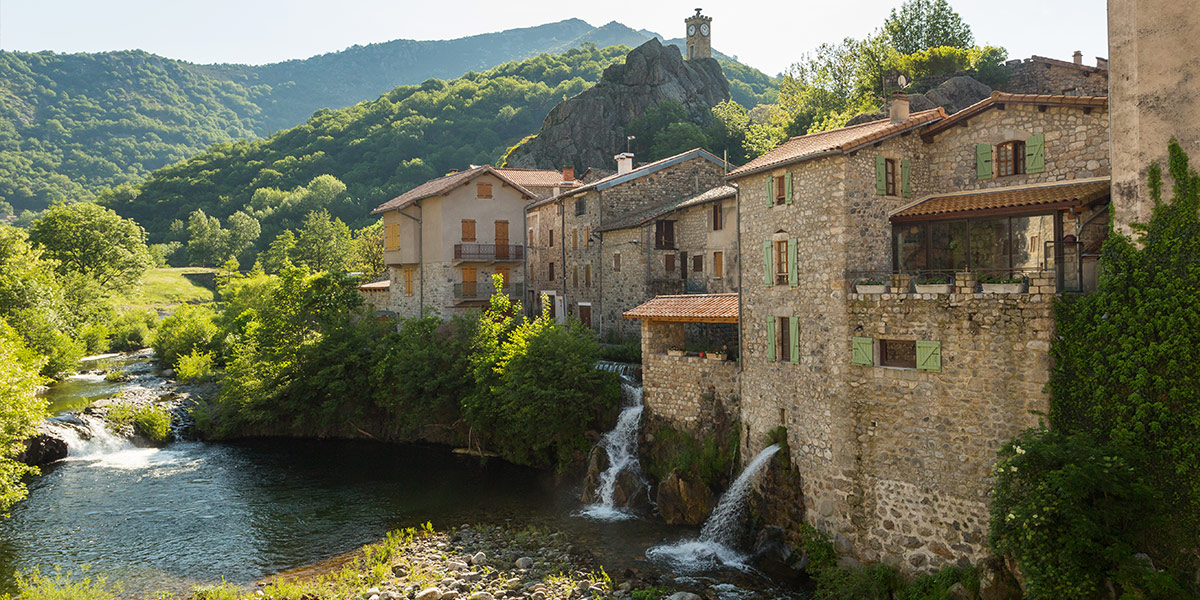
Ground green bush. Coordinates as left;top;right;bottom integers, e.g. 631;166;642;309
0;317;48;515
12;567;120;600
645;426;740;488
103;369;129;383
77;321;112;355
152;304;217;368
598;341;641;364
372;314;476;433
6;308;85;379
106;404;172;443
109;308;158;352
630;587;669;600
176;349;215;383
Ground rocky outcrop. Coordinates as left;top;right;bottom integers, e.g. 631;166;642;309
655;470;714;525
19;430;67;466
505;38;729;170
846;75;993;126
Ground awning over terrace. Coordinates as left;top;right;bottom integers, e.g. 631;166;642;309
890;178;1111;222
623;293;739;323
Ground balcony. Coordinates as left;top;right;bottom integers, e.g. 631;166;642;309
454;243;524;262
454;281;524;302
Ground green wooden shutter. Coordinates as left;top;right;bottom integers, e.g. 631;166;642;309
976;143;993;179
789;317;799;364
1025;133;1045;173
762;240;773;285
765;176;773;208
784;172;793;205
767;317;776;362
787;238;798;287
852;337;873;366
901;159;912;198
916;340;941;372
875;155;886;194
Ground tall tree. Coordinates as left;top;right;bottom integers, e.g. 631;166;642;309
28;202;152;289
883;0;975;55
292;210;352;273
0;317;47;515
186;209;229;267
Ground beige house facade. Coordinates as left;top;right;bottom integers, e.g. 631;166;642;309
371;165;575;318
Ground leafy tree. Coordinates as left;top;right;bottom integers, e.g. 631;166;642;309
257;230;296;274
292;210;352;273
186;209;229;267
650;123;710;162
350;219;386;280
0;224;82;377
708;100;750;165
883;0;975;55
371;315;476;433
0;316;48;515
152;304;218;369
225;210;261;264
28;202;152;289
992;141;1200;597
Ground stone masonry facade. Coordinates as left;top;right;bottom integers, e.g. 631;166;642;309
639;320;739;431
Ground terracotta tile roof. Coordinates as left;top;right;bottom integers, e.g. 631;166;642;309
726;109;946;179
890;178;1111;221
623;293;739;323
371;165;537;214
598;185;736;233
358;280;390;290
527;148;731;210
495;168;578;189
922;92;1108;138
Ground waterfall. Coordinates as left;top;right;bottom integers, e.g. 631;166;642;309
646;444;781;571
578;375;648;520
42;414;161;469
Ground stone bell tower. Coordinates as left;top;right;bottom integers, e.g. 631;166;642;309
685;8;712;60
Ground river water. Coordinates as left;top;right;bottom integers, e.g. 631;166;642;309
0;357;708;597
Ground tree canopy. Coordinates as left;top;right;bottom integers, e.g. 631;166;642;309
28;202;152;288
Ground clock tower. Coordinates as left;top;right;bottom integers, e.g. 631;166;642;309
684;8;712;60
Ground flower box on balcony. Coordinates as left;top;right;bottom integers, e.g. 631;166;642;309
981;282;1026;294
667;349;685;357
855;282;887;294
707;352;727;361
914;283;953;294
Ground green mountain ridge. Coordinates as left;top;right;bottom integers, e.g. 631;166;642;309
0;18;772;214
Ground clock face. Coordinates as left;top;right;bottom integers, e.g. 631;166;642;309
688;24;697;36
700;23;710;36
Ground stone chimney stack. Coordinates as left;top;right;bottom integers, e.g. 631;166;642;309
614;153;634;175
1073;50;1083;65
1096;57;1109;69
888;91;910;123
562;166;574;181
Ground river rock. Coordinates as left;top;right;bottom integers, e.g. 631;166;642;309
467;592;494;600
580;445;610;503
655;470;714;525
666;593;703;600
611;468;651;512
392;564;408;577
19;431;67;466
441;592;459;600
417;587;443;600
470;551;487;565
515;556;533;569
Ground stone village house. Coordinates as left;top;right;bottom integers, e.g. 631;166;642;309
523;148;731;334
630;90;1112;572
368;165;578;318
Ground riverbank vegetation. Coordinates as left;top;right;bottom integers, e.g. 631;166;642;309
990;141;1200;599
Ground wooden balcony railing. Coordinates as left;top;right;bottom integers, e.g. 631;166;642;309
454;244;524;261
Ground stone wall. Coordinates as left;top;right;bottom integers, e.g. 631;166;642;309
639;320;739;431
1005;57;1109;97
387;261;522;319
600;227;648;339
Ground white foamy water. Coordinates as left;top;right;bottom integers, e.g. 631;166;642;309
578;379;647;521
647;444;781;572
45;415;171;470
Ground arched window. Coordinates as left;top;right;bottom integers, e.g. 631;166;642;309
996;140;1026;177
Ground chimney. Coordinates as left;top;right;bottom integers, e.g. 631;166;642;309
614;153;634;176
1073;50;1083;65
888;91;910;123
562;165;575;182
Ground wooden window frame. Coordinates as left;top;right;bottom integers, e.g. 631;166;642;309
584;264;591;287
572;265;578;288
996;140;1026;177
712;202;723;230
774;176;786;205
713;251;723;277
548;262;555;281
385;223;401;251
774;240;788;285
476;182;493;199
572;229;578;250
404;268;414;296
655;220;676;249
575;197;586;216
885;159;897;196
584;226;590;248
665;253;676;273
461;219;476;242
777;317;791;363
548;229;554;247
692;254;704;273
880;339;917;369
613;252;621;272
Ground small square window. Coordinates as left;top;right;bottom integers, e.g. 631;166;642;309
575;197;586;216
880;339;916;368
477;182;493;198
693;255;704;273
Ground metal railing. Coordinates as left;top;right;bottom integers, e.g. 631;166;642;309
454;244;524;261
454;281;524;300
846;267;1047;294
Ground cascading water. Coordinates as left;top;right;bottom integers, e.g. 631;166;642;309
646;444;781;572
579;363;649;520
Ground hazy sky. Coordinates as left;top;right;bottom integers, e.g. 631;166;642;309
0;0;1109;75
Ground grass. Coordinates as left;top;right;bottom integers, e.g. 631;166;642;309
113;267;216;311
106;404;173;443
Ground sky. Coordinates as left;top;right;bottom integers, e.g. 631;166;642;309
0;0;1109;76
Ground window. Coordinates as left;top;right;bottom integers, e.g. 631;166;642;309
774;175;786;205
549;229;554;247
713;252;723;277
461;219;476;242
528;228;534;245
385;223;400;251
476;182;492;198
712;202;723;230
613;252;621;272
880;339;916;368
655;220;676;249
572;266;579;288
584;264;591;287
548;262;555;281
584;226;590;248
404;268;414;296
575;197;586;216
996;140;1026;177
461;267;477;297
777;317;792;363
774;240;788;285
693;254;704;273
496;266;510;288
885;158;897;196
665;254;675;273
572;229;578;250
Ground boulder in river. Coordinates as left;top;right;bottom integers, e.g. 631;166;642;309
655;470;714;525
19;431;67;466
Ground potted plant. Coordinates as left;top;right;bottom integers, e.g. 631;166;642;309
707;347;727;361
667;344;685;357
855;278;887;294
980;274;1027;294
913;274;953;295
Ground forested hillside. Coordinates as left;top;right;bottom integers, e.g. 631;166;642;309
106;45;631;247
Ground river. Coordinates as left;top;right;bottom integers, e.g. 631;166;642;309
0;356;713;597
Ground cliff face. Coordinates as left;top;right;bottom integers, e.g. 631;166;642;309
505;38;730;170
